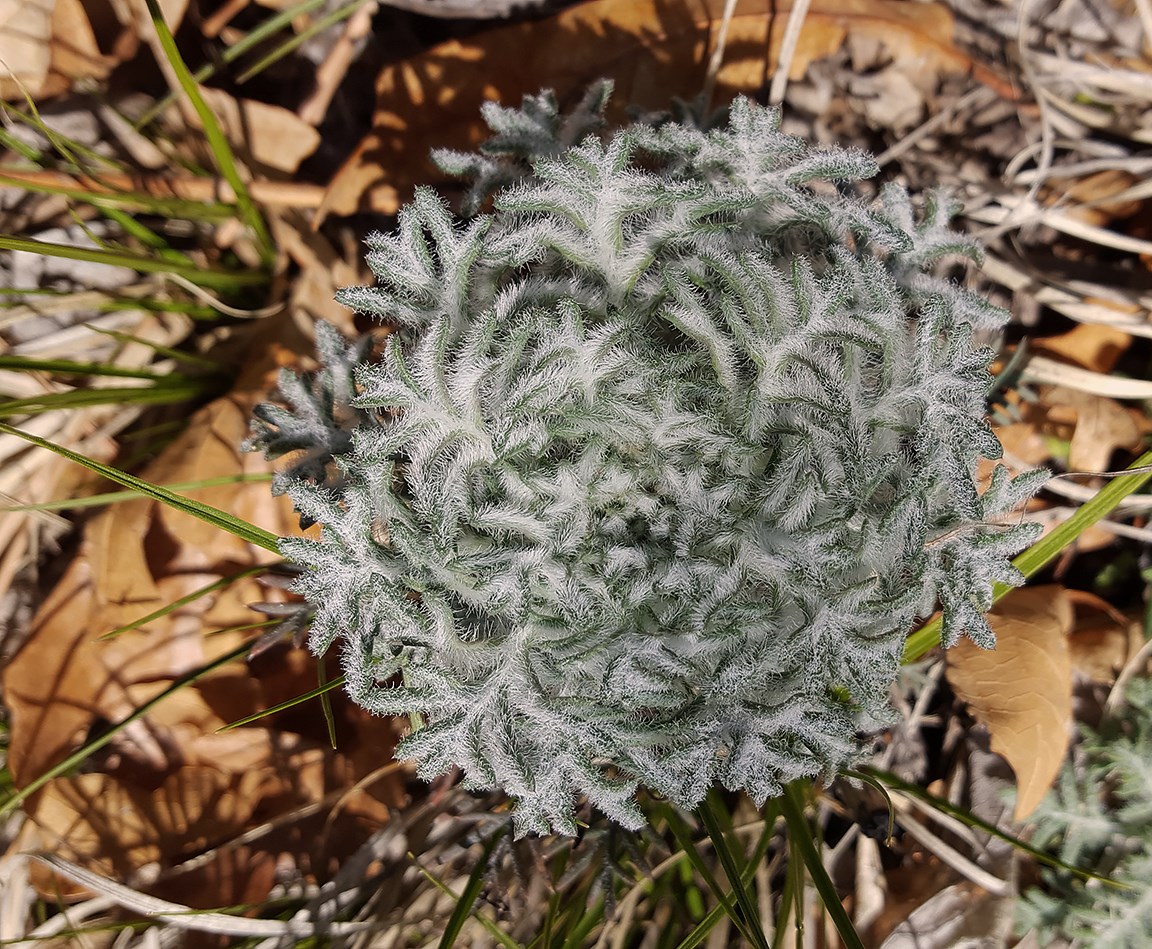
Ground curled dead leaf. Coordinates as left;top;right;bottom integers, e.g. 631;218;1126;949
1065;588;1144;684
945;586;1074;820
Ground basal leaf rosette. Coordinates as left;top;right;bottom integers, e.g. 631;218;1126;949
248;96;1043;835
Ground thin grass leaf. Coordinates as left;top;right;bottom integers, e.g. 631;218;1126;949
0;286;213;318
97;205;197;264
560;896;605;949
904;448;1152;663
842;769;896;842
217;675;347;731
770;835;801;949
100;566;268;640
537;866;563;949
133;0;331;128
143;0;275;266
0;170;235;220
663;804;756;945
861;766;1130;888
0;473;272;513
88;327;224;369
439;827;507;949
780;782;865;949
235;0;371;83
0;637;254;817
534;844;577;949
0;422;280;552
0;235;264;290
205;620;279;641
3;99;117;174
0;380;218;416
679;856;707;923
696;790;770;949
0;125;41;161
675;805;777;949
317;653;338;749
410;852;524;949
0;354;190;380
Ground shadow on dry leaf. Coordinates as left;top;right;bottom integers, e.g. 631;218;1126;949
321;0;1006;220
3;334;408;907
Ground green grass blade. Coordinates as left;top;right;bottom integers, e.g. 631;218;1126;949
87;327;224;369
534;843;577;949
904;449;1152;663
663;804;756;945
696;790;770;949
0;380;218;416
317;653;338;749
217;675;346;731
678;855;707;925
410;852;524;949
0;422;280;552
676;893;729;949
0;235;264;290
560;896;606;949
0;354;189;380
235;0;369;84
674;804;777;949
133;0;331;128
780;782;865;949
3;100;116;173
841;769;896;842
0;126;42;162
0;473;272;513
100;566;267;640
143;0;275;266
96;206;198;266
0;287;218;320
438;827;507;949
771;829;802;949
0;637;254;817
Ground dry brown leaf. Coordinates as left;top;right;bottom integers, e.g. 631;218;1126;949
1065;588;1144;684
273;212;365;331
2;0;188;100
182;88;321;176
1064;396;1138;474
1025;386;1145;473
993;422;1052;468
0;0;54;98
1049;169;1143;226
946;586;1074;820
976;422;1051;496
1030;323;1132;374
17;726;389;897
321;0;1003;220
44;0;123;94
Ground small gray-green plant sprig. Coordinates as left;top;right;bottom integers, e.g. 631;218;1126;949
1018;676;1152;947
247;84;1044;835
